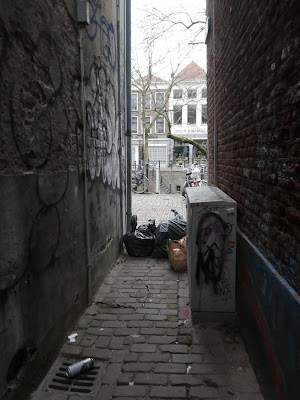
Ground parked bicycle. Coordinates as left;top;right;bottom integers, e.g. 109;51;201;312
194;177;208;187
131;170;149;194
182;170;207;197
189;162;208;187
181;171;196;197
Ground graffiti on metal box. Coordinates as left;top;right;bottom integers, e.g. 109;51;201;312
226;241;235;254
196;212;232;294
217;270;232;301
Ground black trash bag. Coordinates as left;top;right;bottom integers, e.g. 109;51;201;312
123;219;156;257
151;211;186;259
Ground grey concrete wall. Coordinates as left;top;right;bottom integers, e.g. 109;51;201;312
146;169;186;194
237;230;300;400
0;0;128;398
160;169;187;193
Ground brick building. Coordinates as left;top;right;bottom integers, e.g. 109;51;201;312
206;1;300;399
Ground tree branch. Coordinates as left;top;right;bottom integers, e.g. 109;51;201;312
167;132;207;158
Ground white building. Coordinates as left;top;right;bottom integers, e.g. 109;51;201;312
131;62;207;168
131;75;170;167
169;62;207;167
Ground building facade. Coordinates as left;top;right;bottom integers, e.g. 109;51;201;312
131;62;207;168
131;76;170;167
169;62;208;167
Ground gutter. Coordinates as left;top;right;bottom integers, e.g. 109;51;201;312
126;0;132;232
117;1;124;237
79;28;92;304
213;0;218;186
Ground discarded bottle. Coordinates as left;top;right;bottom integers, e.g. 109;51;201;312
66;358;94;378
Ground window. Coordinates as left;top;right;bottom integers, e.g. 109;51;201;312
156;117;164;133
187;89;197;99
149;146;167;165
173;89;182;99
131;116;137;133
145;116;151;132
145;93;151;109
173;105;182;125
131;147;137;164
187;105;196;124
202;105;207;124
131;93;138;110
201;88;207;98
155;92;165;109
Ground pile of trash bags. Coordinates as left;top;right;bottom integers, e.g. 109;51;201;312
123;218;156;258
123;209;186;259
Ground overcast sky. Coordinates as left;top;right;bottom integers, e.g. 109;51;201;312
131;0;207;80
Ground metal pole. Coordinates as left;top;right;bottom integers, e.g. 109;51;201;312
156;165;160;194
126;0;132;232
79;29;92;304
146;163;149;192
213;0;218;187
117;1;124;236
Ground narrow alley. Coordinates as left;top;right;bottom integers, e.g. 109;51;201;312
30;193;264;400
1;2;299;400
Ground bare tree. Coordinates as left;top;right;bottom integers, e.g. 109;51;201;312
132;67;179;166
164;111;207;158
131;2;207;167
132;68;207;167
144;7;206;46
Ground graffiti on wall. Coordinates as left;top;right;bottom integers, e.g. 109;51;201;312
30;171;70;273
196;211;232;294
240;264;288;400
2;5;122;287
84;63;120;189
86;0;116;70
2;30;70;284
9;32;67;168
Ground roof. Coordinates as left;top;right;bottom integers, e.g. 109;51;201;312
135;74;167;84
175;61;206;80
148;75;166;83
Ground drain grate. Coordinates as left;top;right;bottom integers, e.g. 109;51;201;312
41;357;104;396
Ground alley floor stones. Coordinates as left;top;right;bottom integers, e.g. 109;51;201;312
31;255;264;400
131;193;187;225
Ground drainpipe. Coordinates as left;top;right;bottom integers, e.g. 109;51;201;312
126;0;132;232
79;28;92;304
116;1;124;237
213;0;218;187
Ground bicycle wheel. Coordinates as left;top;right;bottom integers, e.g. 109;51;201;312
199;180;208;187
132;175;148;194
182;182;188;197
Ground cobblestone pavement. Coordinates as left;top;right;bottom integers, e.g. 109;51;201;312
131;192;187;225
30;194;264;400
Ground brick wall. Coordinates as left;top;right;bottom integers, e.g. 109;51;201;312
206;2;300;399
206;0;300;294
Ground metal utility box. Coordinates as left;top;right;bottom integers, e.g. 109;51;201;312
186;186;237;320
